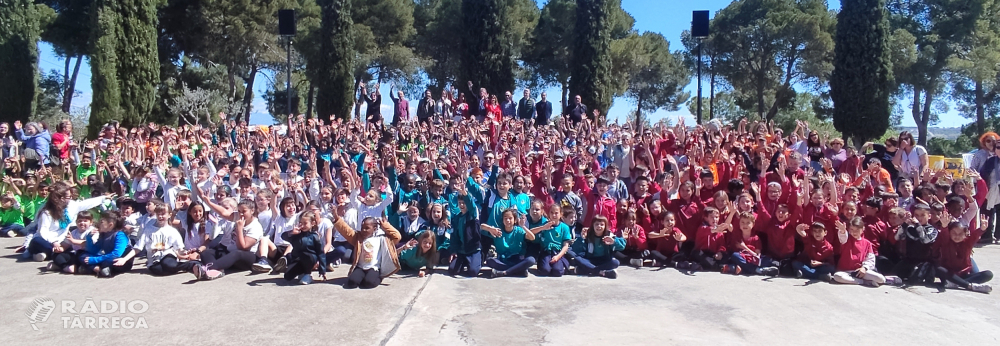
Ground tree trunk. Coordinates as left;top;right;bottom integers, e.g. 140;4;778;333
756;68;766;120
353;75;363;120
918;87;933;146
561;82;569;113
634;92;643;130
227;70;237;114
242;66;258;123
976;80;985;136
306;81;315;119
709;72;715;119
62;55;83;113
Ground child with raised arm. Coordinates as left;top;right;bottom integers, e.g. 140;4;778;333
832;217;902;287
792;222;836;281
529;204;572;277
571;215;624;279
481;209;537;278
398;230;438;277
647;211;687;267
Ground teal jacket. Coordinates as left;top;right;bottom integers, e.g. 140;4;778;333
572;234;625;260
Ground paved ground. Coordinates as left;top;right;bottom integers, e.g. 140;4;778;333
0;236;998;345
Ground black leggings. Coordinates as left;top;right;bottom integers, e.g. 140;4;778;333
284;256;320;281
649;250;686;267
613;249;647;262
148;255;197;276
52;250;78;269
936;267;994;288
691;249;721;271
346;267;382;289
202;249;256;272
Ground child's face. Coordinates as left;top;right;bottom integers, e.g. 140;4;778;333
650;201;663;215
592;221;607;236
596;181;609;195
624;215;636;226
562;211;577;226
406;206;420;220
431;185;444;197
513;178;525;192
320;189;333;202
283;201;297;216
215;190;228;201
888;213;903;227
97;218;114;232
618;200;629;213
776;206;790;222
914;209;931;224
167;171;181;185
844;190;859;202
708;212;720;225
767;185;781;201
502;213;516;230
81;157;92;167
950;226;968;243
299;217;316;231
0;200;11;208
811;227;827;241
497;178;512;194
843;204;857;219
457;199;468;214
737;196;753;211
238;205;254;219
529;204;544;220
363;190;380;206
146;202;157;214
663;214;675;229
155;211;170;225
810;192;825;207
122;205;135;215
739;218;754;235
77;218;93;231
197;168;209;182
419;237;434;252
848;225;864;239
560;177;573;191
191;206;204;221
431;206;444;222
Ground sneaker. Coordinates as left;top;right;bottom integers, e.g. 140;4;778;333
203;265;224;281
602;269;618;279
272;257;287;273
192;264;206;280
334;258;342;268
491;268;505;278
32;253;47;262
487;247;497;259
759;267;779;277
63;265;75;274
5;230;16;238
721;265;741;275
969;283;992;293
299;274;313;285
251;258;272;273
818;273;833;283
675;261;691;270
14;246;25;254
98;267;111;278
629;258;643;267
46;262;57;271
327;263;337;272
794;269;804;279
651;260;662;267
943;281;960;289
884;275;904;286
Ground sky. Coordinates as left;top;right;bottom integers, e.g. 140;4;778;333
37;0;964;128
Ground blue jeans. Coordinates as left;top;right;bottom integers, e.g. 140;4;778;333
326;241;353;264
449;252;482;277
791;260;835;280
2;224;25;236
575;257;619;275
731;252;773;274
27;236;54;258
538;253;569;277
486;255;535;276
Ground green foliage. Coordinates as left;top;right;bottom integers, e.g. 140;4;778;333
620;32;691;126
460;0;517;100
570;0;614;119
948;0;1000;135
0;0;44;123
33;71;88;139
88;0;122;137
38;0;93;57
413;0;463;91
709;0;836;121
830;0;893;144
351;0;425;85
312;0;355;121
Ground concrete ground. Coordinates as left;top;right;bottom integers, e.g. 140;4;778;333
0;237;998;346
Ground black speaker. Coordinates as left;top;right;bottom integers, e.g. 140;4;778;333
278;9;296;36
692;10;709;38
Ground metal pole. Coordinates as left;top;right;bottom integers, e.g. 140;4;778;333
696;40;703;125
286;37;293;117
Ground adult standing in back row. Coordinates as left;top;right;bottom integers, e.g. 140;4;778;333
389;84;409;126
893;131;926;184
534;92;552;126
517;89;535;122
468;81;488;122
565;95;587;125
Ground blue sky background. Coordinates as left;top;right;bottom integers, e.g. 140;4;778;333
37;0;964;127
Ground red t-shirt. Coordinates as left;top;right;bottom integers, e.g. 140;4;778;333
51;132;71;159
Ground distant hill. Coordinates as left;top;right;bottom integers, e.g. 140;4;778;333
899;127;962;141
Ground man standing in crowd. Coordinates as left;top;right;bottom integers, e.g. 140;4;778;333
535;92;552;126
390;84;410;126
417;89;436;125
517;89;535;122
502;91;517;119
565;94;587;125
360;82;382;125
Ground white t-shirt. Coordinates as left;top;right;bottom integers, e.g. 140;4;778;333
135;224;184;263
898;145;926;179
179;219;212;250
317;218;334;246
359;236;381;270
269;213;297;247
217;219;263;253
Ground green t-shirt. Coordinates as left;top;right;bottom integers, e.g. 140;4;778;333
76;165;97;182
490;226;527;261
0;207;24;226
537;222;573;253
21;195;45;220
398;246;430;271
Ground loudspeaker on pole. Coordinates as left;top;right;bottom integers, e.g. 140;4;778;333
692;10;709;38
279;9;296;36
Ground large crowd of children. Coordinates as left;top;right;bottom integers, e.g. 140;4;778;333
0;89;995;293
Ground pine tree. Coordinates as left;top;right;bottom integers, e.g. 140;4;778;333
830;0;893;145
117;0;160;127
570;0;613;121
313;0;355;121
460;0;516;111
88;0;122;136
0;0;43;123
